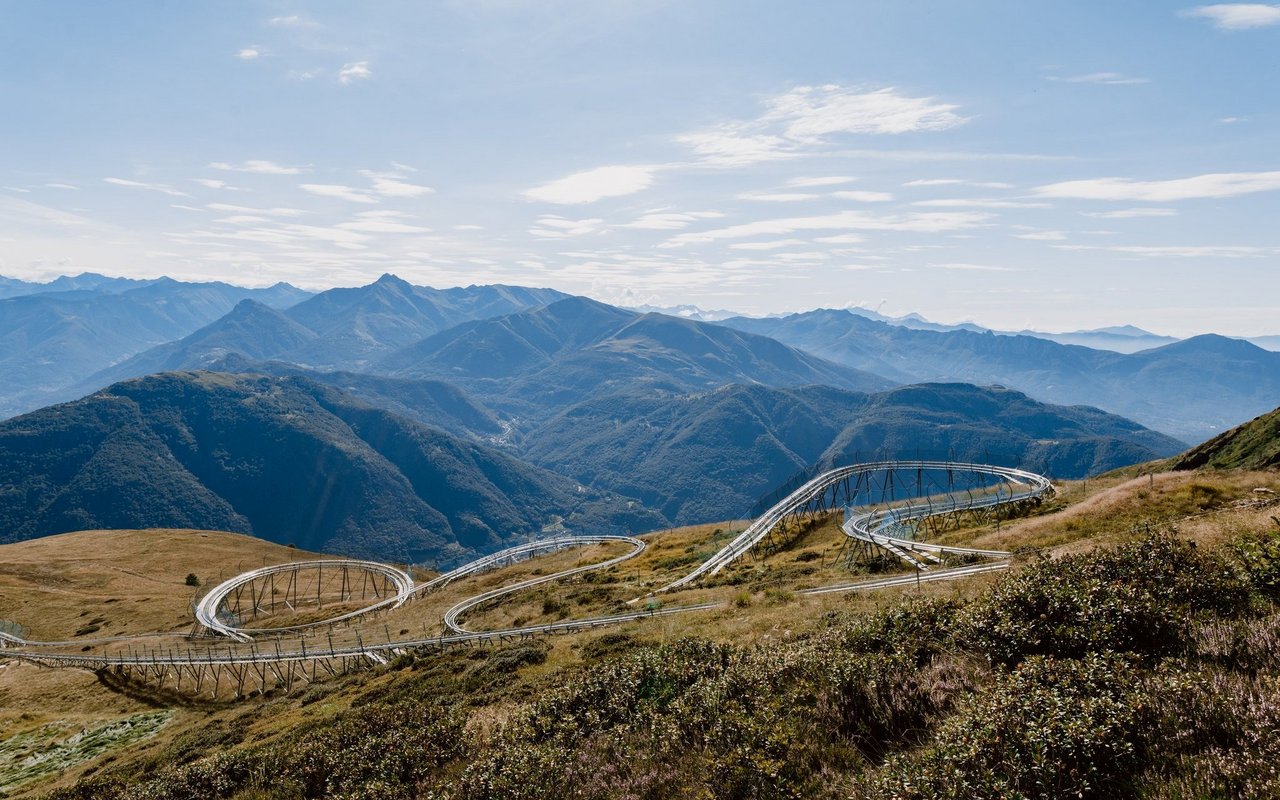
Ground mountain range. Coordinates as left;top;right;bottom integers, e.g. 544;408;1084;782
0;270;1263;561
0;372;660;563
0;278;311;418
0;274;566;419
720;309;1280;442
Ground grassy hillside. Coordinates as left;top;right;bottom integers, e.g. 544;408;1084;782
1171;405;1280;471
3;468;1280;798
0;372;659;562
522;382;1185;525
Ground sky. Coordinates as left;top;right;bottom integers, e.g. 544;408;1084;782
1;1;1278;336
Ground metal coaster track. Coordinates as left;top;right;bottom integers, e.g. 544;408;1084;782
1;460;1052;697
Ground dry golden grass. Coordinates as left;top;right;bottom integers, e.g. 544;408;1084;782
3;468;1278;797
0;529;328;642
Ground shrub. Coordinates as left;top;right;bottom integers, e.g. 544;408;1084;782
184;573;200;587
870;653;1169;799
1232;528;1280;599
963;533;1252;664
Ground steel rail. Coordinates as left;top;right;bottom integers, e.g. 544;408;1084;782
1;461;1051;687
194;560;415;642
442;536;647;634
660;461;1050;591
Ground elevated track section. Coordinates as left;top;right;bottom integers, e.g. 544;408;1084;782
2;461;1053;698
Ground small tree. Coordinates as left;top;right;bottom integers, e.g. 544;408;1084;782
185;573;201;587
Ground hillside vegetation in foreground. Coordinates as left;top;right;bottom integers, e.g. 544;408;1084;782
0;466;1277;799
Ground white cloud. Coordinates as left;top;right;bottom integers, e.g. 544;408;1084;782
209;160;306;175
300;183;379;203
664;210;989;246
523;165;656;204
676;130;792;167
353;168;434;198
621;210;723;230
1182;4;1280;29
1055;243;1276;258
338;61;372;85
236;48;261;60
1048;72;1149;85
904;178;1016;188
914;198;1050;208
103;177;190;197
1013;230;1067;241
529;215;605;238
776;252;831;262
1036;170;1280;201
932;262;1018;272
1219;116;1246;124
337;218;431;234
194;178;248;191
207;203;307;217
787;176;857;187
813;234;865;244
1081;207;1179;219
738;192;818;202
765;85;966;141
454;224;484;230
729;239;808;250
833;190;894;202
269;14;317;27
44;183;78;190
677;85;966;166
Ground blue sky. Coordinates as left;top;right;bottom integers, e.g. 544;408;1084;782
1;1;1277;336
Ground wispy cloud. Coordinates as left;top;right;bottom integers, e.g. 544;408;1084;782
1056;243;1277;257
1081;207;1179;219
1013;230;1067;241
1182;4;1280;30
787;176;857;187
194;178;247;191
337;210;431;233
677;85;966;166
728;239;808;250
914;198;1050;208
904;178;1016;188
207;203;307;217
1048;71;1150;85
767;85;966;141
1036;170;1280;201
269;14;318;28
103;177;190;197
833;190;894;202
529;215;605;238
338;61;372;85
300;183;379;203
524;165;656;204
236;48;262;60
932;262;1018;272
663;210;989;247
359;169;434;198
209;160;306;175
620;210;723;230
738;192;818;202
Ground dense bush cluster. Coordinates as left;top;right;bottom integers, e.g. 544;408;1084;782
44;530;1280;800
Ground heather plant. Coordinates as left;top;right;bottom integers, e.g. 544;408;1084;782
962;533;1252;664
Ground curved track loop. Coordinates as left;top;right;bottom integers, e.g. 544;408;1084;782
442;536;646;634
661;460;1052;591
1;461;1052;687
194;560;415;642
